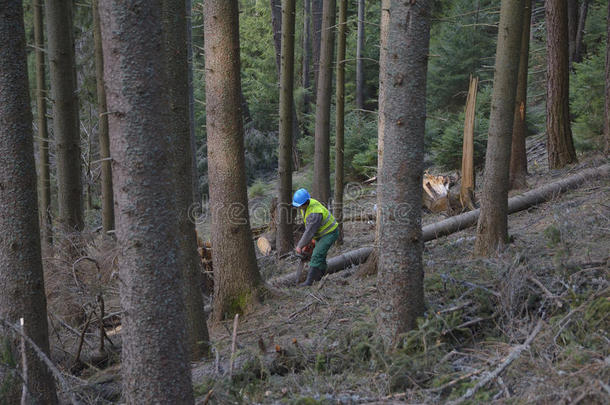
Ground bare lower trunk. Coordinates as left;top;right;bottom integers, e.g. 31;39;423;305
277;0;296;256
162;0;210;360
312;0;323;92
0;2;58;403
356;0;365;110
334;0;347;243
376;0;430;347
312;0;335;205
509;1;532;190
474;0;524;256
99;1;195;402
567;0;578;66
93;0;114;233
546;0;577;169
33;0;53;248
573;0;589;64
204;0;263;322
45;0;83;232
302;0;311;136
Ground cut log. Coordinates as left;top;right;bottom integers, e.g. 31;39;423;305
269;164;610;286
256;231;276;256
423;173;451;213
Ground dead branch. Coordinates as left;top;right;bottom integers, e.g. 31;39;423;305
229;314;239;377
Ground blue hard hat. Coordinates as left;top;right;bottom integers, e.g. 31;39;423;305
292;188;310;207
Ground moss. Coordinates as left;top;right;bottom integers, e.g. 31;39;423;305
227;290;253;319
544;225;562;247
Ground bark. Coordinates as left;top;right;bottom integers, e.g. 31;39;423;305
93;0;114;233
187;0;202;206
203;0;263;322
0;2;58;403
312;0;336;205
45;0;83;232
376;0;431;346
461;76;478;209
271;163;610;286
277;0;296;256
509;1;532;190
162;0;210;360
98;1;195;402
312;0;323;91
356;0;366;110
567;0;578;66
302;0;312;136
546;0;577;169
33;0;53;247
334;0;347;243
605;0;610;155
475;0;524;256
573;0;589;64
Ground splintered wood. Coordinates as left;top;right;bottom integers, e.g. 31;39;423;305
423;172;451;213
460;75;478;210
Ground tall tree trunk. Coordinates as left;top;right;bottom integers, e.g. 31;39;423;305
99;1;195;402
604;2;610;155
567;0;578;66
204;0;263;322
510;1;532;190
356;0;366;110
312;0;323;92
302;0;311;136
277;0;296;256
312;0;336;205
162;0;210;360
573;0;589;64
334;0;347;243
376;0;431;347
474;0;524;256
93;0;114;233
546;0;577;169
33;0;53;248
45;0;83;232
0;2;58;403
187;0;202;206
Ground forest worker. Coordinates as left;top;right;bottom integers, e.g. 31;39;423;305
292;188;339;286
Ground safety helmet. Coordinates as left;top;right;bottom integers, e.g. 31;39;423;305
292;188;310;207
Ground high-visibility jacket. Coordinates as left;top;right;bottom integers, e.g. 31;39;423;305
303;198;338;239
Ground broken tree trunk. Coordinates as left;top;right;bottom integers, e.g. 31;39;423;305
423;173;451;213
460;75;478;211
270;163;610;286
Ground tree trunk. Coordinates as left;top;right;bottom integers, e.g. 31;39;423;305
99;1;195;402
277;0;296;256
573;0;589;64
312;0;323;92
567;0;578;66
461;76;478;209
356;0;366;110
187;0;202;206
302;0;311;136
45;0;83;232
203;0;263;322
312;0;335;205
0;2;58;403
334;0;347;243
33;0;53;248
376;0;431;347
162;0;210;360
509;1;532;190
93;0;114;234
546;0;578;169
474;0;524;256
605;0;610;155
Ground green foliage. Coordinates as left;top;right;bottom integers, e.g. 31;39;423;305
248;179;269;199
343;112;378;179
544;224;562;247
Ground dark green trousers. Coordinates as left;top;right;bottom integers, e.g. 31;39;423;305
310;228;339;271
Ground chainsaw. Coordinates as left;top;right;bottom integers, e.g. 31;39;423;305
295;240;315;285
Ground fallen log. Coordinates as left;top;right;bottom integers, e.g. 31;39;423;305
270;164;610;286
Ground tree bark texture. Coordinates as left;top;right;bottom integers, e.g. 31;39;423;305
546;0;577;169
567;0;578;65
605;0;610;155
573;0;589;64
312;0;336;205
334;0;347;243
203;0;263;322
302;0;312;135
277;0;296;256
93;0;114;233
98;1;195;402
162;0;210;360
312;0;323;92
376;0;431;347
45;0;83;232
0;2;58;403
33;0;53;248
474;0;524;256
356;0;366;110
509;1;532;190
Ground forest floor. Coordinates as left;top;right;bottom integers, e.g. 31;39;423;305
46;149;609;404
